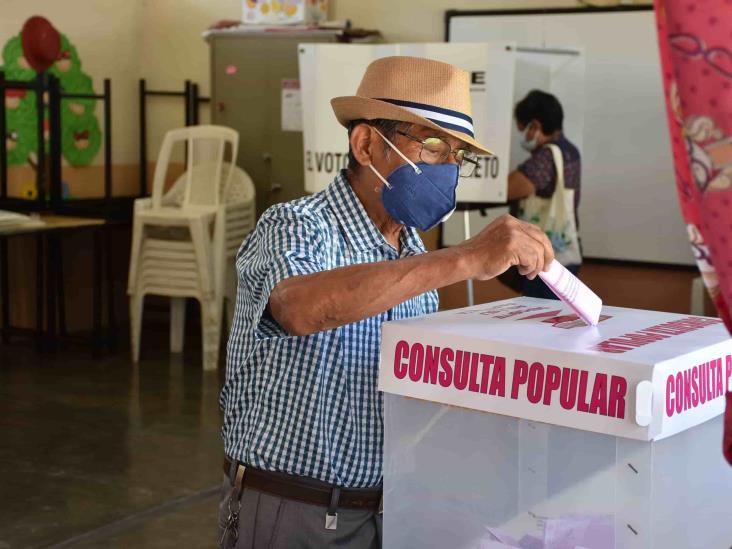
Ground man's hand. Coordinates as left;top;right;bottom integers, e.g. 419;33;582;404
456;214;553;281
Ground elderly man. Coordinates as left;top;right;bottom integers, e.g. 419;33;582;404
218;56;553;548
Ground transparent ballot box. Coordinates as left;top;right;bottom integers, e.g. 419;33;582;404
383;394;732;549
379;298;732;548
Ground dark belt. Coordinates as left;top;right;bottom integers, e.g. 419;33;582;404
223;457;382;511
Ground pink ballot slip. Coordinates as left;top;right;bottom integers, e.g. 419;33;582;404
538;260;602;326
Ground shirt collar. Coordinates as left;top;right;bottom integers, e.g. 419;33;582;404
326;170;425;256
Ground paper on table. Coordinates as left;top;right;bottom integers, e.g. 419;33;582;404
538;260;602;326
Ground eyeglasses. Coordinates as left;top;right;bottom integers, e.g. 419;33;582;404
395;130;480;177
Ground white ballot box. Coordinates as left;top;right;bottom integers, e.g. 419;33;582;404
379;298;732;549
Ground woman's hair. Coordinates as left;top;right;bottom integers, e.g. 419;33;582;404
514;90;564;134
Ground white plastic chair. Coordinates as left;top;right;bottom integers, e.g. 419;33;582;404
690;276;706;316
128;125;255;370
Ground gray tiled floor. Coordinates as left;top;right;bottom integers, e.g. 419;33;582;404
0;329;225;548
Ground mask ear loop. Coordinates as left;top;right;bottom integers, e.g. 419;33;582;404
371;127;422;175
523;122;533;141
368;164;392;190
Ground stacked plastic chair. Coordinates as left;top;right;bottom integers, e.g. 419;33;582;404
128;125;255;370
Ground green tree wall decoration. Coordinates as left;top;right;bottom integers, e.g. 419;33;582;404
2;31;102;168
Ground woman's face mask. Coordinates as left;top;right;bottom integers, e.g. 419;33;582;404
367;128;459;232
520;122;541;152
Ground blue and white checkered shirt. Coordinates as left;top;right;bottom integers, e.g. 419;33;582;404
221;171;438;488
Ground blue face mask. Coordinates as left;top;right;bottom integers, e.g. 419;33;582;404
368;129;459;232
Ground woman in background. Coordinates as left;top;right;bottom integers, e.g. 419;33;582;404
504;90;583;299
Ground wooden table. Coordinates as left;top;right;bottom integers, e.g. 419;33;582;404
0;214;116;353
0;215;104;235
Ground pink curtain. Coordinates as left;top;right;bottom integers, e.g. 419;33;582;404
653;0;732;464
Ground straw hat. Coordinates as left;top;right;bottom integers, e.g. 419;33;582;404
331;56;493;155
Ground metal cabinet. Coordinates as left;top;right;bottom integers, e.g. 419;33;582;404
208;30;378;217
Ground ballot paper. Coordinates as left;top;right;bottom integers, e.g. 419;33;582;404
538;260;602;326
542;514;613;549
473;514;613;549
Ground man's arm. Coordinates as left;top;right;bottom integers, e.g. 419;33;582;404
507;169;536;201
270;246;466;336
269;214;553;336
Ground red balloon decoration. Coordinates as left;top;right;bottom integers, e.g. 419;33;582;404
20;16;61;73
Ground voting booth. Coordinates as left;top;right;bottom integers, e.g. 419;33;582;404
379;298;732;549
298;42;519;201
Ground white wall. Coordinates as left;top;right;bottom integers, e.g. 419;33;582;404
0;0;653;175
138;0;241;159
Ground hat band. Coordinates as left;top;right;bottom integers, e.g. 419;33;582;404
376;97;474;138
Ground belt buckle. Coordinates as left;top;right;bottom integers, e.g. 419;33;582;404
325;512;338;530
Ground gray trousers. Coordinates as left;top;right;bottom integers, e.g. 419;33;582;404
217;475;383;549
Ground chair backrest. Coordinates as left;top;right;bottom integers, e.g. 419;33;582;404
151;125;239;209
224;167;257;258
162;163;255;208
223;165;256;205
